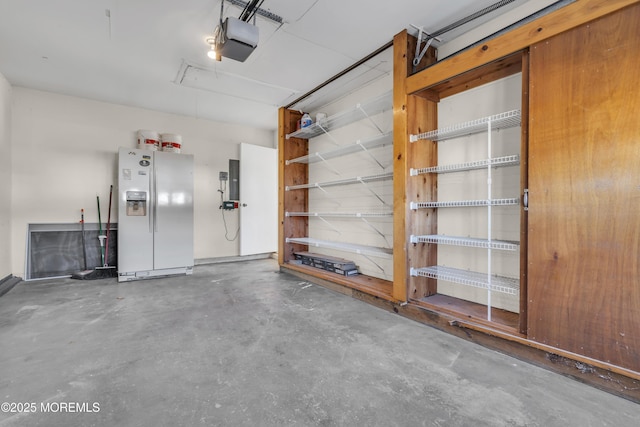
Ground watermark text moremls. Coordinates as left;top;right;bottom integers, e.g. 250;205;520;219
40;402;100;413
0;401;100;413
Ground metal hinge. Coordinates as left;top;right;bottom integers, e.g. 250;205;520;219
523;189;529;211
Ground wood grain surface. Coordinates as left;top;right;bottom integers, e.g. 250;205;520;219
527;4;640;372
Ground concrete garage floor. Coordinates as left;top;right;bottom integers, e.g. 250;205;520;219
0;259;637;427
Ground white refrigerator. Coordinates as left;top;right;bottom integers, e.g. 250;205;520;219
117;147;194;282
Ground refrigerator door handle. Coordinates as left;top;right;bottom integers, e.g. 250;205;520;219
149;168;154;234
153;164;158;232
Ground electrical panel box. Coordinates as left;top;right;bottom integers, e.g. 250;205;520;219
219;171;228;181
229;159;239;201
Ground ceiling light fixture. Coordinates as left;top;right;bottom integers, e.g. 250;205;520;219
205;36;221;61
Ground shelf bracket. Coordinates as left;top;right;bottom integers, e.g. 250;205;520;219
362;254;386;275
315;183;326;193
357;105;385;135
314;184;342;207
360;217;391;247
358;177;388;206
317;153;342;176
317;122;341;146
356;140;386;170
317;215;342;235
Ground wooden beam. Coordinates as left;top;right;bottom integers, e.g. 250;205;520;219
278;107;287;266
415;52;522;100
451;318;640;383
393;31;437;302
392;30;410;302
406;0;640;95
278;108;308;265
406;94;438;300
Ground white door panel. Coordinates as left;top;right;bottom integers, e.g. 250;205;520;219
240;143;277;256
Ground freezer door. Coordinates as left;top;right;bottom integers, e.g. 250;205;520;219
118;148;154;273
153;151;194;269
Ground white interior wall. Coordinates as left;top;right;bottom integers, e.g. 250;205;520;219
306;75;393;280
0;72;12;278
10;88;275;276
436;74;522;312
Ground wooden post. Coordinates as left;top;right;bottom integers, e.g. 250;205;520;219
278;107;307;265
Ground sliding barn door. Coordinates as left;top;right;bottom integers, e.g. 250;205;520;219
527;5;640;371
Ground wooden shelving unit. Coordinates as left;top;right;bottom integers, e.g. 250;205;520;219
280;0;640;401
408;108;523;323
391;0;640;400
279;92;395;299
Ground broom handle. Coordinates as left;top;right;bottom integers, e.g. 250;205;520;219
104;185;113;267
97;196;105;266
80;209;87;270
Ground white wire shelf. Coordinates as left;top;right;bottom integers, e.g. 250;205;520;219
286;171;393;191
286;132;393;165
409;235;519;251
286;92;393;140
410;198;519;209
286;211;393;218
286;237;393;258
410;109;521;143
410;266;519;295
410;155;520;176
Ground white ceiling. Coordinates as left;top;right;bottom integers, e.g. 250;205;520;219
0;0;552;130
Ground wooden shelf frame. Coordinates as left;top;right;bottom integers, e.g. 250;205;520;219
279;93;396;298
391;0;640;395
394;22;530;330
280;0;640;399
407;105;523;322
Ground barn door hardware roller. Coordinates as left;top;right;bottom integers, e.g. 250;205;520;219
410;25;440;67
410;0;517;69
